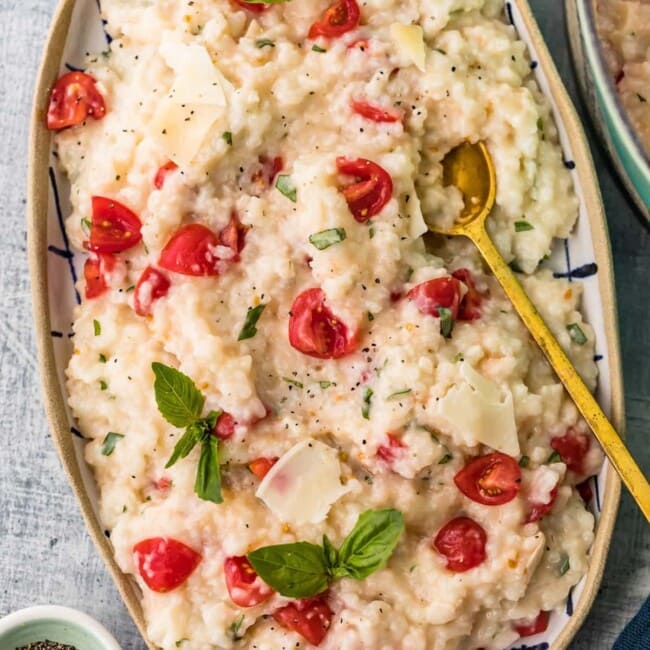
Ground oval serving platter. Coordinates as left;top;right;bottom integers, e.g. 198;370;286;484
28;1;623;648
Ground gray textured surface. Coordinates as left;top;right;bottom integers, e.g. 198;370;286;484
0;1;647;649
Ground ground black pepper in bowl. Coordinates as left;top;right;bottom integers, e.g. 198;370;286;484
16;642;77;650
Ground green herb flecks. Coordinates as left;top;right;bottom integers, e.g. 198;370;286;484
309;228;346;250
256;38;275;48
93;319;101;336
312;44;327;53
222;131;233;146
387;388;412;400
558;554;570;575
98;353;107;363
438;453;452;465
515;220;534;232
438;307;454;338
238;304;266;341
283;377;304;389
99;380;108;391
319;380;332;389
228;615;245;641
247;509;404;598
101;432;124;456
361;387;373;420
518;455;530;467
275;174;297;202
567;323;587;345
81;217;91;235
546;450;562;464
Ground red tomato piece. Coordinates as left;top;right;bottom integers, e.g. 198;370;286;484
433;516;487;573
243;155;283;196
451;268;484;321
133;537;201;593
83;252;114;299
273;596;334;646
577;478;593;504
224;556;274;607
154;161;179;190
154;476;172;490
348;38;370;51
159;223;221;276
248;457;278;479
513;611;550;637
407;277;463;319
234;0;268;12
376;433;406;464
550;428;590;475
525;486;558;523
88;197;142;254
134;266;170;317
308;0;360;39
213;412;236;440
288;288;358;359
351;100;402;123
46;71;106;130
336;157;393;222
454;452;522;506
219;214;249;260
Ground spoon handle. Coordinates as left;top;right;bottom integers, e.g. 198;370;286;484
468;223;650;521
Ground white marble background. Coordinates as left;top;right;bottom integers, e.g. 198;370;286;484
0;0;648;648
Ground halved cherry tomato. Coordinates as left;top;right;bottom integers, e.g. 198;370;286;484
84;252;115;299
451;268;484;321
133;537;201;593
550;428;590;475
454;452;522;506
288;288;358;359
154;161;178;190
224;556;274;607
351;100;402;123
376;433;406;464
88;197;142;254
46;71;106;130
234;0;268;12
525;486;558;523
214;412;236;440
577;478;593;504
248;457;278;479
308;0;360;39
407;277;462;319
219;214;249;260
273;596;334;646
433;516;487;573
134;266;170;317
513;611;550;637
336;157;393;222
159;223;220;276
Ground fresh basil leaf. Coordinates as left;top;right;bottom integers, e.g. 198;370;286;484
222;131;233;146
309;228;346;250
323;534;339;571
312;44;327;53
336;509;405;580
93;319;101;336
165;424;201;468
195;435;223;504
256;38;275;48
438;307;454;338
238;304;266;341
387;388;411;400
247;542;329;598
152;362;205;428
101;432;124;456
514;220;534;232
205;409;221;430
275;174;297;202
567;323;587;345
361;387;373;420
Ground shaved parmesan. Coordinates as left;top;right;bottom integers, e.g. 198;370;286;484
256;439;350;524
390;23;426;72
435;362;520;456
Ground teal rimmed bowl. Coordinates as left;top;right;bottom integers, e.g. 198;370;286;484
566;0;650;223
0;606;121;650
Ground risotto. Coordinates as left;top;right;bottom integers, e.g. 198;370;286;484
49;0;604;648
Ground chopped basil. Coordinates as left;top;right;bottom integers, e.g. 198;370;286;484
518;455;530;467
361;387;373;419
93;319;101;336
319;380;332;389
125;285;135;292
369;226;376;239
515;220;534;232
309;228;346;250
238;304;266;341
101;432;124;456
559;554;570;575
275;174;297;202
387;388;412;400
222;131;233;146
283;377;303;389
80;217;92;236
99;353;107;363
99;380;108;391
256;38;275;48
452;352;464;363
567;323;587;345
175;639;189;648
312;44;327;53
228;615;245;641
438;453;452;464
434;48;447;55
547;450;562;464
438;307;454;338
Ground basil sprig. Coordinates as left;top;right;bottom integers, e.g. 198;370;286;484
152;362;223;504
247;509;404;598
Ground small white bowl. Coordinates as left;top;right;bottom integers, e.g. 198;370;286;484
0;606;121;650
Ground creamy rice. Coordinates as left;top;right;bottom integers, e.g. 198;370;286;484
56;0;603;648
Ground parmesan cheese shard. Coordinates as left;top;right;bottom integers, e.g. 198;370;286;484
390;23;426;72
256;439;350;524
435;362;520;456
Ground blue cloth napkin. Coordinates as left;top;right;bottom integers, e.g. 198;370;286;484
613;597;650;650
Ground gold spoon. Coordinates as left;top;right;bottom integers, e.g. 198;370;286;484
438;141;650;521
